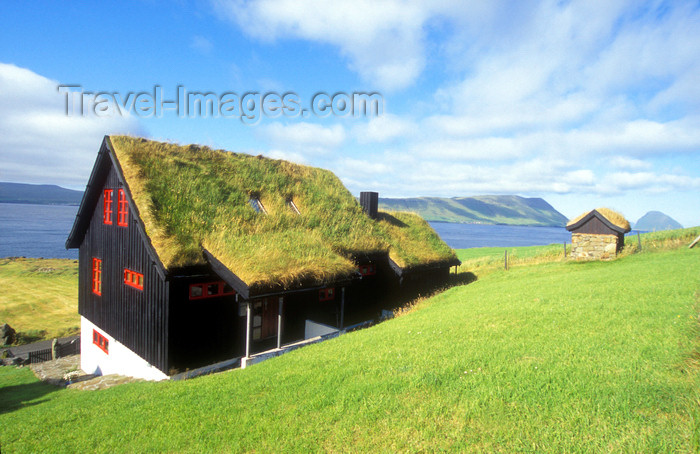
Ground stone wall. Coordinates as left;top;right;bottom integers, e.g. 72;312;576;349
570;233;620;260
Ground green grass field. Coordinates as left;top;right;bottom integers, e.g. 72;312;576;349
0;258;79;344
456;243;567;275
457;226;700;276
1;238;698;452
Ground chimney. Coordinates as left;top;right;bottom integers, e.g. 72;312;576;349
360;191;378;219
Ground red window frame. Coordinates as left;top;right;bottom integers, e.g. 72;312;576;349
117;188;128;227
319;287;335;302
124;268;144;290
189;281;235;300
103;189;113;225
358;264;376;276
93;329;109;354
92;258;102;295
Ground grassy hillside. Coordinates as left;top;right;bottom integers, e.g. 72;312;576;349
379;195;568;226
1;240;698;451
0;258;79;344
0;182;83;205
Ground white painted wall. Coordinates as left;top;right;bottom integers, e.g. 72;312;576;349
80;316;169;381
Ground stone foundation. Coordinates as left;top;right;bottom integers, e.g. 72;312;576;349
570;233;621;260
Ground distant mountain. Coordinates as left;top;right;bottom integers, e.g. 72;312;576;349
0;182;83;206
634;211;682;231
379;195;568;227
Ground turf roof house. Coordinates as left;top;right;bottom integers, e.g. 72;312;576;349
66;136;459;380
566;208;631;260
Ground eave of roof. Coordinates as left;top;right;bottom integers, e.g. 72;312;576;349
66;136;168;280
389;257;461;277
65;138;110;250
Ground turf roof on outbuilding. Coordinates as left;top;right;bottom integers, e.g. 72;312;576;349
108;136;457;291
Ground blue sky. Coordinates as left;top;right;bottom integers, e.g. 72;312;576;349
1;0;699;226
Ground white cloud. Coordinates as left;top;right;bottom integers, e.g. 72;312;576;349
558;119;700;155
409;137;523;162
263;122;345;153
564;169;596;186
213;0;431;90
331;142;699;200
583;2;700;105
335;158;389;175
213;0;700;130
413;117;700;166
264;149;308;164
603;171;700;192
609;156;652;170
428;0;700;156
328;149;592;197
426;92;599;137
354;114;414;143
0;63;140;187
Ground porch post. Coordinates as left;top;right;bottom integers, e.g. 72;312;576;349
339;287;345;329
245;300;251;359
277;296;283;349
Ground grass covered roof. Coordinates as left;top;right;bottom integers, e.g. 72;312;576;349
109;136;456;289
567;207;631;231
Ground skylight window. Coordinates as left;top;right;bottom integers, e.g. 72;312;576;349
287;199;300;215
249;197;267;214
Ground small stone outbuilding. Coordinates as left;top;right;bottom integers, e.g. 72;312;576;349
566;208;631;260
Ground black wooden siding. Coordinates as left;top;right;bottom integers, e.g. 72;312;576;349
78;165;169;373
571;216;617;235
168;272;241;371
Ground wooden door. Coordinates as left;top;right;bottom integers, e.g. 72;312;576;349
252;297;279;340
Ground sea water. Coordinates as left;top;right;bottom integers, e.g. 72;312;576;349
0;203;79;259
0;203;572;259
428;222;570;249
